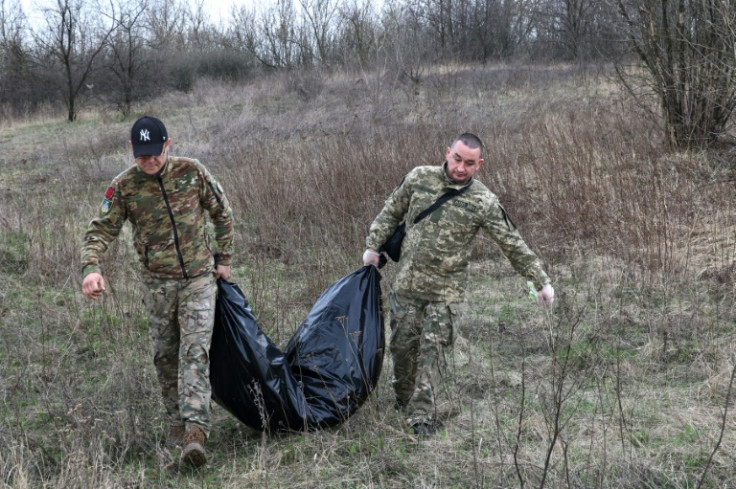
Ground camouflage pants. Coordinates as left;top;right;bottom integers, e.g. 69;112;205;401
389;290;458;426
142;273;217;436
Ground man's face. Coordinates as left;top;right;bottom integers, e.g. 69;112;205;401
445;140;483;184
133;140;170;175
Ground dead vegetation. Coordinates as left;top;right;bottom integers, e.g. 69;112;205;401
0;63;735;488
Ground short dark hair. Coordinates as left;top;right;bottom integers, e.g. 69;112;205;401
452;133;484;155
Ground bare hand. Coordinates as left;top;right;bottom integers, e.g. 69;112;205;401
362;249;380;267
215;264;231;280
82;273;106;301
538;283;554;307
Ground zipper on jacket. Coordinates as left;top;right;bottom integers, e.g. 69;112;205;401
157;176;188;279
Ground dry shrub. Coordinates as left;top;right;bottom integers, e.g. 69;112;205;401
1;63;736;488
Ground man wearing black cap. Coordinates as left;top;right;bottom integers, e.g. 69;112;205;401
81;116;234;468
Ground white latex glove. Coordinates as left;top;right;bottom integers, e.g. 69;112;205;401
362;248;380;267
537;283;554;306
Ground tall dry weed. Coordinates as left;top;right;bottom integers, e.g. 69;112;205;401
0;64;735;488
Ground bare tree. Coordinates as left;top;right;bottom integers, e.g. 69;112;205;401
334;0;377;68
468;0;528;61
401;0;541;61
297;0;339;67
35;0;115;122
241;0;304;69
143;0;188;50
378;2;432;87
184;0;219;51
227;5;258;53
500;0;540;57
405;0;454;56
104;0;148;117
0;0;24;47
616;0;736;150
0;0;34;115
535;0;600;60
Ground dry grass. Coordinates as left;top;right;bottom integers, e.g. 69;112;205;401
1;62;735;488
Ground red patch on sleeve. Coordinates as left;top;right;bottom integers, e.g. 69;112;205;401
105;187;115;199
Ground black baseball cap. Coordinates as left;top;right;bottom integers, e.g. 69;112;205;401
131;116;168;157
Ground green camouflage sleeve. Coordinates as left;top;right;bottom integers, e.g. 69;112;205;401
197;162;234;266
365;174;412;250
81;181;127;278
483;202;550;290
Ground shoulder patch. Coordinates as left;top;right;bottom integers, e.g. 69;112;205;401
100;186;115;214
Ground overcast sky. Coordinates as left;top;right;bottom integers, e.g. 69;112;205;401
19;0;257;27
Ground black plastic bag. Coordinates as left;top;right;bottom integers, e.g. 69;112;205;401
210;265;384;431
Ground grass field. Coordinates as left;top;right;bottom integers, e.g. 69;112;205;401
1;62;735;488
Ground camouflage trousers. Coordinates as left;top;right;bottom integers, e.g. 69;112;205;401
141;273;217;436
389;290;459;427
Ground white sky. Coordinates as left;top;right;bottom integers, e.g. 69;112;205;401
19;0;258;27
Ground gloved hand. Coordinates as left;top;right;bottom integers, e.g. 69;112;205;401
362;248;380;267
538;283;554;306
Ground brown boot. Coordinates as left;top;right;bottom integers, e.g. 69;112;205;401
166;424;185;448
180;426;207;468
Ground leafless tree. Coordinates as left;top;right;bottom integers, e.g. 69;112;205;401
404;0;453;56
227;5;258;53
401;0;540;61
535;0;598;60
104;0;148;117
297;0;340;67
616;0;736;150
184;0;219;51
472;0;536;60
334;0;377;68
35;0;115;122
142;0;187;50
0;0;34;115
240;0;304;69
391;0;439;77
0;0;24;47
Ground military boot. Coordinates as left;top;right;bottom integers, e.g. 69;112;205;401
180;426;207;468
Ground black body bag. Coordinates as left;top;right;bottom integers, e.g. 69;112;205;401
210;265;384;432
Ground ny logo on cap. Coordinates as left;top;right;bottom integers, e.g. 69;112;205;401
139;129;151;142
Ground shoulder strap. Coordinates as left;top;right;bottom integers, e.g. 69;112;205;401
413;182;472;224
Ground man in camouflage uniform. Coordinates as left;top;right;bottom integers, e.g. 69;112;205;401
362;133;554;436
81;116;234;467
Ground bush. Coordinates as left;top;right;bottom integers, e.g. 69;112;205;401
196;49;255;83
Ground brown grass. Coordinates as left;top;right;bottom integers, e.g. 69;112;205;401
1;62;735;488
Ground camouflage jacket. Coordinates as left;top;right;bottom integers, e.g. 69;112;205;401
81;156;234;280
366;164;550;302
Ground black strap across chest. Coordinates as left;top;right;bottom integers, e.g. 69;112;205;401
413;182;472;224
